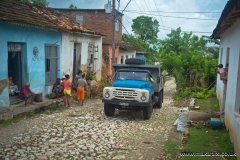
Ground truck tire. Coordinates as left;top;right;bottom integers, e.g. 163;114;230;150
104;103;115;117
154;90;163;109
143;102;153;120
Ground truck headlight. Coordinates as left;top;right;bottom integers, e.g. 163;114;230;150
141;96;146;101
105;92;110;98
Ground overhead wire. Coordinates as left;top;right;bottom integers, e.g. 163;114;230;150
143;0;151;12
133;0;143;14
125;15;213;34
153;0;167;35
158;27;213;34
122;10;222;14
121;0;132;14
123;10;218;20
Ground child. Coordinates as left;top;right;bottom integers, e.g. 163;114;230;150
217;64;227;84
77;74;87;106
62;74;72;108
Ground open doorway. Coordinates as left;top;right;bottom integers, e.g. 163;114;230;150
8;43;23;105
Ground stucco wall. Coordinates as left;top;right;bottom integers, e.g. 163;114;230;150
218;18;240;159
61;33;102;81
0;21;62;107
119;50;136;64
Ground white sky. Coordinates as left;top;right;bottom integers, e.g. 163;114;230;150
48;0;227;39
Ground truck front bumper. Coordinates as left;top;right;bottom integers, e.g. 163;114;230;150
102;99;150;107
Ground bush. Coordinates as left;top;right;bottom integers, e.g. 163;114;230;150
99;79;110;87
86;71;96;81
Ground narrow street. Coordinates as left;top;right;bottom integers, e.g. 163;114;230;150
0;78;180;160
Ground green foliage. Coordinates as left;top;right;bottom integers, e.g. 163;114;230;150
122;33;158;65
122;16;161;65
0;116;23;126
99;79;110;87
19;0;49;7
194;86;216;99
164;139;181;160
27;110;35;117
181;127;236;160
86;71;96;81
49;103;63;110
69;4;77;9
195;122;203;129
131;16;160;44
159;27;219;97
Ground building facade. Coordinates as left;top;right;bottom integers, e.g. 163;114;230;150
0;21;62;106
55;4;123;77
0;0;102;107
212;0;240;158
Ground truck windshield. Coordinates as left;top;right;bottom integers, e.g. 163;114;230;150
115;71;150;81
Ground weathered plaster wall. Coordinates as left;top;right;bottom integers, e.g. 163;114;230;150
119;50;136;64
62;33;102;81
218;18;240;159
0;21;62;107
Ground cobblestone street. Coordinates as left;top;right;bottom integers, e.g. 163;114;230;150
0;78;179;160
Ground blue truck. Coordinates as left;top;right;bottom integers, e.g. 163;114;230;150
102;58;165;120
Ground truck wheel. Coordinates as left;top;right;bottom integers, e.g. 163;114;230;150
104;103;115;117
154;91;163;109
143;102;153;120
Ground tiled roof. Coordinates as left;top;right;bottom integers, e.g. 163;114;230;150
211;0;240;39
118;41;139;51
0;0;103;36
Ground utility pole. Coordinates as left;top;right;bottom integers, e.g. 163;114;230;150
112;0;116;64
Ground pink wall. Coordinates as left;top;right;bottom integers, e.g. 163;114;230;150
108;45;120;77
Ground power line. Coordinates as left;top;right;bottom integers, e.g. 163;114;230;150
123;10;218;20
133;0;143;14
159;27;212;34
117;17;130;35
123;16;132;25
121;0;132;14
153;0;167;35
122;10;222;14
144;0;151;12
124;15;213;34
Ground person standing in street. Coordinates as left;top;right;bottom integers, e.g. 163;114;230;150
62;74;72;108
77;74;87;106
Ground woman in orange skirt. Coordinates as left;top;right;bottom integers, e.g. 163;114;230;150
76;74;87;106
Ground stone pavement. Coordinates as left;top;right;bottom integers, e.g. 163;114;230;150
0;98;58;121
0;78;179;160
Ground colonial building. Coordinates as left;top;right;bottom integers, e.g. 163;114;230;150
0;0;102;107
54;2;123;77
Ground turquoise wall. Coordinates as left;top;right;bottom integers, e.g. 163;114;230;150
136;54;145;61
0;21;62;107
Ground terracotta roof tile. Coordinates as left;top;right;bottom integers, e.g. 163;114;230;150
0;0;103;36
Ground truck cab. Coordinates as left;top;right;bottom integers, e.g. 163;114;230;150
102;58;164;120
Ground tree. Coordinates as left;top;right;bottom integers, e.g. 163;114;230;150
131;16;159;44
122;33;158;65
159;27;218;97
69;4;77;9
19;0;49;7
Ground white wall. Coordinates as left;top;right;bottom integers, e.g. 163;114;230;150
62;33;102;81
218;18;240;158
119;50;136;64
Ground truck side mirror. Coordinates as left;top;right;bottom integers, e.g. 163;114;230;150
157;77;160;83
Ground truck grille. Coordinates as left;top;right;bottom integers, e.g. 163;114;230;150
112;89;138;100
